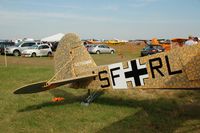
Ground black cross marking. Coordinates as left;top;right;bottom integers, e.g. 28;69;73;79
124;60;148;86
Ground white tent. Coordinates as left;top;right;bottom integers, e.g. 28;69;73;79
41;33;64;42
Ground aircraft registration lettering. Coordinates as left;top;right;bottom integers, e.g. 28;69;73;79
149;56;183;78
109;63;128;89
98;70;110;88
98;55;183;89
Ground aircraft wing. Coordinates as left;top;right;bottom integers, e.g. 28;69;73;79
14;74;97;94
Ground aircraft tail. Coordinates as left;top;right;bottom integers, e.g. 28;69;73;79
50;33;97;83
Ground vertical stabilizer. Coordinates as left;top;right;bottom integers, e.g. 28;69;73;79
52;33;97;82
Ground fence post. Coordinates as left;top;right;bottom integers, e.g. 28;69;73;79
4;45;7;67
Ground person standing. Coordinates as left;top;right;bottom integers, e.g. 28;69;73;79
184;36;195;46
193;37;199;44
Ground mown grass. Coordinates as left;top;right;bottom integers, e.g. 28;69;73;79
0;50;200;133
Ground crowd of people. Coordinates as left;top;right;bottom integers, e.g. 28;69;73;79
184;36;199;46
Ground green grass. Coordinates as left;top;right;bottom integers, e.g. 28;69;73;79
0;54;200;133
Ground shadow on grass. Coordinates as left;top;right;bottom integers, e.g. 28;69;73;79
96;91;200;133
18;89;200;132
18;89;84;112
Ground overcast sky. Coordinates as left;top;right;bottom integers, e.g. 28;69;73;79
0;0;199;40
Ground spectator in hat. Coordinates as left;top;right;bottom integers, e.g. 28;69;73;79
193;37;199;44
184;36;195;46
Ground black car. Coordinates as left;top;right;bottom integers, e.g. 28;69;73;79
141;45;165;57
0;41;15;55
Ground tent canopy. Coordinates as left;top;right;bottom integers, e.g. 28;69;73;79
41;33;64;42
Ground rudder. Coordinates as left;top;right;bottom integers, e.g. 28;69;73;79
52;33;97;82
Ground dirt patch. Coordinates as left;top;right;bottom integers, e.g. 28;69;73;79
109;42;145;53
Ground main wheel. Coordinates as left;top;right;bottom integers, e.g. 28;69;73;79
110;50;114;54
31;53;36;57
13;50;20;56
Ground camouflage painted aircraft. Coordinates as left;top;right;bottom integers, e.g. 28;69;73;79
14;33;200;104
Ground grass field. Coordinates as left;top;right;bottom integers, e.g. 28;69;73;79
0;45;200;133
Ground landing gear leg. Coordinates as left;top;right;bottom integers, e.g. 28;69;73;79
81;89;104;106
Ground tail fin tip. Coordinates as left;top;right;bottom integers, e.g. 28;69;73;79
53;33;97;82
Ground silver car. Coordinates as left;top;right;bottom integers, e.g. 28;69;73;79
21;44;52;57
88;44;115;54
6;41;36;56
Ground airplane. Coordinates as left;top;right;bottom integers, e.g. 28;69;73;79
104;39;127;45
14;33;200;105
171;38;188;47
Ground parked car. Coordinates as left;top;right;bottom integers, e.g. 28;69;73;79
88;44;115;54
84;44;93;51
0;41;15;55
141;45;165;56
6;41;36;56
21;44;53;57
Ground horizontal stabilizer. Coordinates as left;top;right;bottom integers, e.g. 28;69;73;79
14;74;97;94
47;74;97;88
14;81;47;94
